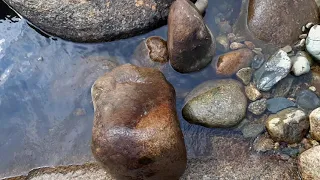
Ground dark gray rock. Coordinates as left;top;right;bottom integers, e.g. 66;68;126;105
3;0;179;42
254;50;292;91
182;79;247;128
296;90;320;111
251;53;265;70
267;97;296;113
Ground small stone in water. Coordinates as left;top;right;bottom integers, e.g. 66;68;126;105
227;33;236;42
281;45;292;53
242;123;265;138
230;42;246;50
251;53;265;70
253;135;274;152
309;86;316;92
266;97;296;113
273;75;294;97
252;48;263;54
296;90;320;111
302;26;306;32
245;84;262;101
216;35;229;52
248;98;267;115
306;22;314;29
254;50;292;91
236;67;253;85
299;34;308;39
291;54;311;76
244;41;255;50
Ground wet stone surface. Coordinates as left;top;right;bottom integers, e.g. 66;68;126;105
3;0;180;42
266;97;296;113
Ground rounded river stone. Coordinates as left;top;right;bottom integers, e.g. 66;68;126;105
91;64;187;179
182;79;247;128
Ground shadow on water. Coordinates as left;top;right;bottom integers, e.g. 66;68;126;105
0;0;245;178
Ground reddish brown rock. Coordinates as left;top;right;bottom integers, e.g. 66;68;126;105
248;0;319;46
91;64;187;180
167;0;215;73
132;36;169;69
299;146;320;180
214;48;254;76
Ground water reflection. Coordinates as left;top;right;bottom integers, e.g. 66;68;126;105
0;0;241;178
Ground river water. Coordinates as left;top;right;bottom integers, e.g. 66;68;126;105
0;0;245;178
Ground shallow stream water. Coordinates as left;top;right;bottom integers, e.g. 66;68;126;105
0;0;256;178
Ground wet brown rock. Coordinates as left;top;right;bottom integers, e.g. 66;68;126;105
248;0;319;46
299;146;320;180
91;64;187;180
132;36;168;69
168;0;215;73
214;48;254;76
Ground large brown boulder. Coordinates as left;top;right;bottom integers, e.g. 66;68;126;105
91;64;187;180
247;0;319;46
167;0;215;73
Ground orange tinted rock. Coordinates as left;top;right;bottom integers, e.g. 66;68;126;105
214;48;254;76
91;64;186;180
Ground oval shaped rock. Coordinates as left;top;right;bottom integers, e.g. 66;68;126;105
91;64;187;179
266;97;296;114
254;50;292;91
309;108;320;141
306;25;320;61
182;79;247;128
214;48;254;76
296;90;320;111
291;55;311;76
248;0;319;46
266;108;309;144
4;0;181;42
132;36;168;69
168;0;215;73
299;146;320;180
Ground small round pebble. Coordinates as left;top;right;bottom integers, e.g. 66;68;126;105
230;42;246;50
281;45;292;53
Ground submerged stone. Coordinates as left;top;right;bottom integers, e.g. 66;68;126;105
248;0;319;46
236;67;253;85
251;53;265;70
132;36;168;69
91;64;186;179
266;108;309;144
168;0;215;73
215;48;254;76
182;79;247;128
248;98;267;115
266;97;296;113
296;90;320;111
241;123;265;138
254;50;292;91
3;0;181;42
